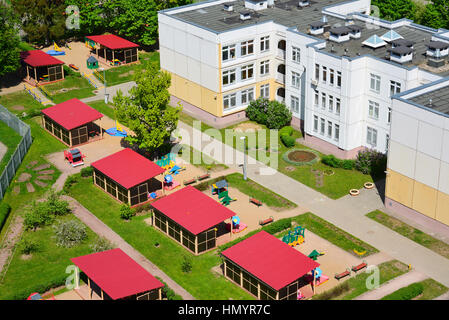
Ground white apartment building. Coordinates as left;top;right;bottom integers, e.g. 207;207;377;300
158;0;449;158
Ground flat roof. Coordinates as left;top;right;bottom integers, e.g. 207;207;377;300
20;50;64;67
91;149;165;189
86;34;139;50
41;98;103;130
221;231;320;291
71;248;164;300
151;185;235;235
409;85;449;115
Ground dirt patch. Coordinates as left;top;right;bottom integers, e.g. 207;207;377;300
118;70;135;78
0;216;24;275
11;105;25;111
233;122;262;132
288;150;317;162
20;254;32;260
18;172;32;182
285;166;296;172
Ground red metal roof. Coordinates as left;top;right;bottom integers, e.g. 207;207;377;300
20;50;64;67
86;35;139;50
221;231;320;291
91;149;164;189
71;248;164;300
41;98;103;130
151;186;235;235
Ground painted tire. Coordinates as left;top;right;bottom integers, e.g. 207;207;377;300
364;182;374;189
349;189;360;196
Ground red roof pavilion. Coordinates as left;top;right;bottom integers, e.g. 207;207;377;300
86;35;139;50
91;149;165;189
41;98;103;131
71;248;164;300
221;231;320;291
151;185;235;235
20;50;64;67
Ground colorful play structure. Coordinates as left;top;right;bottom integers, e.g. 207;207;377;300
218;190;236;206
308;249;325;261
211;179;228;195
229;215;247;233
282;226;305;247
105;120;127;137
312;267;329;286
163;174;180;191
87;56;99;69
155;153;176;170
168;165;185;175
46;42;66;56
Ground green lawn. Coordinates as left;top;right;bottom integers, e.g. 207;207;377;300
0;121;23;173
45;74;96;104
86;100;116;120
367;210;449;260
313;260;410;300
416;279;448;300
67;174;254;300
380;278;447;300
0;91;44;116
179;144;228;173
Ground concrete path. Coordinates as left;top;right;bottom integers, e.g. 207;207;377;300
354;270;428;300
81;81;136;103
177;121;449;288
0;141;6;163
434;292;449;300
62;195;195;300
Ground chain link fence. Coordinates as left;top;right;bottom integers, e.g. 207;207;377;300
0;104;32;201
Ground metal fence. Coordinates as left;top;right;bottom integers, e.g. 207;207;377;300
0;104;32;201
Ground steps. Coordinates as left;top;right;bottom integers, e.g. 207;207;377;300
23;83;52;106
81;72;104;90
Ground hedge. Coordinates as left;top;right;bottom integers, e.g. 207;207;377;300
0;202;12;232
1;274;67;300
322;154;356;170
381;282;424;300
80;166;93;177
280;134;295;148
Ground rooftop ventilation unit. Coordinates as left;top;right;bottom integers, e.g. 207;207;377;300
388;45;413;64
329;26;351;43
309;21;325;35
347;25;362;39
244;0;267;11
426;41;449;58
391;39;415;49
240;11;252;21
267;0;274;7
298;0;310;7
223;2;234;11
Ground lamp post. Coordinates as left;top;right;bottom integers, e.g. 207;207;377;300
98;67;108;103
240;136;247;180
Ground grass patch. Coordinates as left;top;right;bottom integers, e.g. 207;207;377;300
67;174;254;300
45;75;95;104
179;144;228;172
86;100;116;120
381;282;424;300
313;260;409;300
367;210;449;259
0;91;44;117
18;42;35;51
289;212;378;256
416;278;448;300
0;121;23;172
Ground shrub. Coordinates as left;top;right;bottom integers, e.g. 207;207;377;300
263;218;292;234
53;220;87;248
18;236;39;255
45;189;70;216
265;101;292;129
119;204;135;220
90;237;115;253
80;166;93;177
355;149;387;176
316;281;350;300
321;154;342;168
156;277;183;300
381;282;424;300
246;98;269;125
24;201;54;231
63;174;79;194
342;159;355;170
279;126;294;136
181;256;192;273
0;202;11;231
280;134;296;147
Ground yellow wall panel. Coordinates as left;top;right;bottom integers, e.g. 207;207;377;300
385;170;414;208
412;181;437;219
436;191;449;226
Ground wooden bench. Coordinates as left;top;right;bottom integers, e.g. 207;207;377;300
335;269;351;280
249;198;262;207
259;216;274;226
352;262;367;272
183;178;196;185
197;173;210;181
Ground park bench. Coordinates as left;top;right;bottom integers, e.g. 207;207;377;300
197;173;210;181
352;262;367;272
334;269;351;280
259;216;274;226
249;198;262;207
183;178;197;185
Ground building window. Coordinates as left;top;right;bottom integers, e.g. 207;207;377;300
337;71;342;87
260;36;270;52
291;71;300;88
370;73;381;93
388;107;392;123
322;66;327;83
260;60;269;76
367;126;378;146
292;46;301;63
313;115;318;132
329;95;334;112
241;88;254;105
329;69;335;86
327;121;332;137
260;84;269;98
222;44;236;62
241;40;254;56
334;124;340;141
315;64;320;81
386;133;390;151
291;95;300;113
223;69;236;86
223;93;237;110
390;81;401;96
314;90;319;107
368;100;379;120
321;92;326;110
241;64;254;81
320;118;325;135
336;98;341;115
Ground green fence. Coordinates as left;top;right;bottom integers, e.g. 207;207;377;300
0;105;32;201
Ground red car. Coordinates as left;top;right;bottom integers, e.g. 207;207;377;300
64;148;86;167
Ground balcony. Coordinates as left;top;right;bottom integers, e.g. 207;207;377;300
276;73;285;84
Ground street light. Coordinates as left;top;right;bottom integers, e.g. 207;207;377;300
240;136;247;180
98;67;108;103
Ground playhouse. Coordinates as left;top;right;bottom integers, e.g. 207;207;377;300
20;50;65;85
71;248;164;300
85;34;139;66
41;98;104;147
221;231;320;300
150;186;236;255
86;55;99;69
91;149;165;206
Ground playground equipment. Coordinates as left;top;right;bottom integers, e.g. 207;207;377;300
308;250;325;261
229;215;247;233
27;293;43;300
218;190;236;206
163;174;180;191
249;197;262;207
110;59;122;66
297;289;305;300
353;249;367;257
155;154;176;169
69;64;79;71
282;226;305;247
46;42;65;56
105;121;127;137
148;190;163;201
169;165;185;175
87;56;99;69
312;267;329;286
211;179;228;195
64;148;86;167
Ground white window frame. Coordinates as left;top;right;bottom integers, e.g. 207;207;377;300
315;64;320;81
370;73;381;93
313;115;318;132
329;95;334;113
291;95;300;113
240;64;254;81
223;93;237;111
292;46;301;63
260;84;270;98
314;90;319;107
327;121;332;138
241;88;254;105
390;80;401;96
291;71;300;88
241;40;254;57
334;124;340;142
336;98;341;115
329;69;335;86
222;44;236;62
321;92;326;110
337;71;342;88
368;100;379;120
388;107;392;124
260;36;270;52
320;118;325;135
322;66;327;83
260;60;269;76
222;69;236;86
367;126;378;146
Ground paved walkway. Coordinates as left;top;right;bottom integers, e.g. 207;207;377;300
434;292;449;300
177;121;449;288
61;195;195;300
80;81;136;103
354;270;428;300
0;141;6;163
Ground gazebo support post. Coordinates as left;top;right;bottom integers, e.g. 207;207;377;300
34;67;37;83
312;270;316;294
158;288;162;300
194;235;198;255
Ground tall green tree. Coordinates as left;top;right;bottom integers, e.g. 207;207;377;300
113;62;181;153
417;3;446;29
0;2;21;77
431;0;449;28
371;0;417;21
12;0;66;45
64;0;106;36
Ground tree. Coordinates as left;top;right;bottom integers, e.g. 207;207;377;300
0;3;21;77
417;4;446;29
371;0;417;21
246;97;292;129
113;62;181;153
12;0;66;45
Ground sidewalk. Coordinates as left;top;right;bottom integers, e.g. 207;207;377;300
81;81;136;103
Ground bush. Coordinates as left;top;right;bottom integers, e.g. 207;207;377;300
181;256;192;273
90;237;114;253
246;98;269;125
80;166;93;177
45;189;70;216
119;204;135;220
321;155;356;171
156;277;183;300
381;283;424;300
18;236;39;255
316;281;350;300
279;126;294;136
24;201;54;231
342;159;355;170
53;220;87;248
63;174;79;194
246;98;292;129
355;149;387;176
0;202;11;232
280;134;296;148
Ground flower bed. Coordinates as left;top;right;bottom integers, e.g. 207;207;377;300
282;149;320;166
